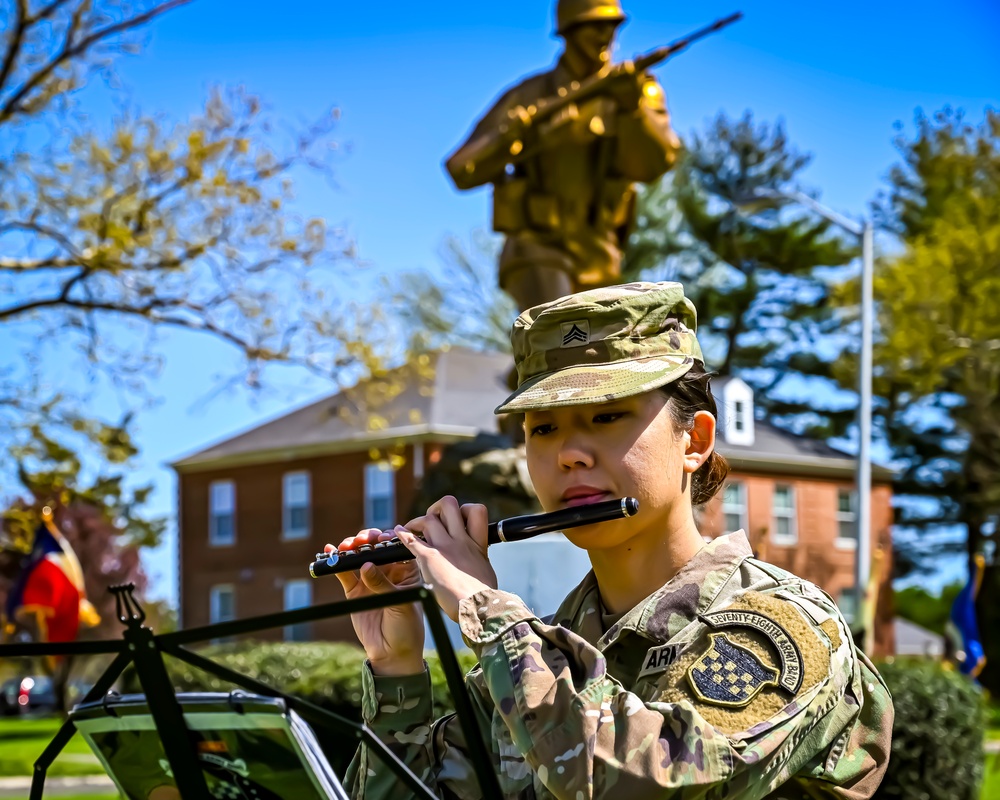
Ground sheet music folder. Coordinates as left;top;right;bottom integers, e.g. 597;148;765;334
70;692;350;800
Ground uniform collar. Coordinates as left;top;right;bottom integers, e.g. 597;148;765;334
554;531;754;651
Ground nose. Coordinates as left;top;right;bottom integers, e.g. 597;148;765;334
557;432;595;471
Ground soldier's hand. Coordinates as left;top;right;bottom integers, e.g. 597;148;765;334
331;530;426;676
395;496;498;623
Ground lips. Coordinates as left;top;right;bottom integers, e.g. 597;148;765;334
560;486;610;507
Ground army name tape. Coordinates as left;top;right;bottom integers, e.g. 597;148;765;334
700;609;804;694
638;642;687;679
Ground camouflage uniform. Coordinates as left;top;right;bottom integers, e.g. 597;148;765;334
344;532;892;799
345;282;893;798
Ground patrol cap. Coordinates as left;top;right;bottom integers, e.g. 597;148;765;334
495;281;703;415
556;0;627;35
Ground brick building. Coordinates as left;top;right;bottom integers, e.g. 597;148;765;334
172;349;895;653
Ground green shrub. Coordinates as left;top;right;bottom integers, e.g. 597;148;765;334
875;658;987;800
119;640;480;774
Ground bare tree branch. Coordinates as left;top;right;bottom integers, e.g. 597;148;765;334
0;0;192;124
0;0;29;100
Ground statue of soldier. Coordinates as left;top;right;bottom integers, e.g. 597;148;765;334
445;0;681;313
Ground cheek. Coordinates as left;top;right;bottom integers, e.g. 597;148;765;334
620;429;685;501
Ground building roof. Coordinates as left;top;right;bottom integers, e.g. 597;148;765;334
172;349;892;481
717;419;894;481
712;376;894;481
171;348;510;473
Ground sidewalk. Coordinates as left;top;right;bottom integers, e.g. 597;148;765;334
0;775;115;798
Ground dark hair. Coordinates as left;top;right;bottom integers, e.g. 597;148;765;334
659;364;729;506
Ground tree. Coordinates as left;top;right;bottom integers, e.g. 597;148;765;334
0;0;374;475
626;112;858;433
0;426;155;709
384;231;515;356
1;425;158;640
862;108;1000;689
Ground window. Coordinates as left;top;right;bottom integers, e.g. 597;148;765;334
836;489;857;547
733;400;745;432
283;471;311;540
209;480;235;546
364;462;395;530
209;585;235;625
722;481;747;533
283;580;312;642
771;484;797;544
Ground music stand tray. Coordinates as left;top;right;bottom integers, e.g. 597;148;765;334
71;692;349;800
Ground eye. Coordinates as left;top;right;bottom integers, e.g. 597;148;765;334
593;412;625;425
529;423;555;437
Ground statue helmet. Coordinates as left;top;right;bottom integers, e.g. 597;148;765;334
555;0;627;35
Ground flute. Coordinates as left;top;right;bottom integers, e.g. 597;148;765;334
309;496;639;578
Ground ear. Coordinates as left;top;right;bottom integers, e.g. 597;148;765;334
682;410;717;474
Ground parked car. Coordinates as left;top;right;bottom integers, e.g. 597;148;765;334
0;675;57;715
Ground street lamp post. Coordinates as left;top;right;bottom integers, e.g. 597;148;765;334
734;189;874;623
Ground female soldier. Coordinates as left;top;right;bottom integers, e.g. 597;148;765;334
331;282;893;799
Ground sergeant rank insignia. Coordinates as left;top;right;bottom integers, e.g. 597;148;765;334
687;633;780;708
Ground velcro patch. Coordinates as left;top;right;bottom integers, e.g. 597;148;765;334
560;320;590;347
687;633;779;708
701;608;803;694
638;642;687;679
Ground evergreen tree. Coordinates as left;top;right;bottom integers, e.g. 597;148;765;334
626;111;858;434
865;108;1000;689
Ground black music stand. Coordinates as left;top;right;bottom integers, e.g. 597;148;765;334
0;583;504;800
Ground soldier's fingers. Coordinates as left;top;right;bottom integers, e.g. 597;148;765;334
358;563;402;595
426;496;467;543
461;504;490;555
335;569;360;596
400;515;446;549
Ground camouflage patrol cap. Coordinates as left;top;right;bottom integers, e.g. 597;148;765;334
495;282;703;414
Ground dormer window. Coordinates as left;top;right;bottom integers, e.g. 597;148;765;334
712;377;755;447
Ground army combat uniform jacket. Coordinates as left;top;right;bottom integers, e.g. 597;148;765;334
345;532;893;799
446;56;679;292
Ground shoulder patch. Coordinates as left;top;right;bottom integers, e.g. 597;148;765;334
687;633;778;707
700;607;803;693
656;591;835;736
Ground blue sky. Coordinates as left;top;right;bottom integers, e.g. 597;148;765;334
5;0;998;602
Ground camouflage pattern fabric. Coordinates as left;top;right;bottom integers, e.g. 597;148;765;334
344;532;893;799
496;282;703;414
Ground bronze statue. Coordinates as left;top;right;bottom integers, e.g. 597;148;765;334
446;0;739;312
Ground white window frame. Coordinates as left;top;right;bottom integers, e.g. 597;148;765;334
364;462;396;531
283;579;312;642
282;471;311;540
771;484;797;545
722;481;748;533
209;480;236;547
209;584;235;625
835;488;858;549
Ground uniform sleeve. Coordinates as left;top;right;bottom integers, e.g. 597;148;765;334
445;84;524;190
345;664;436;799
615;74;681;182
457;588;854;799
345;661;498;800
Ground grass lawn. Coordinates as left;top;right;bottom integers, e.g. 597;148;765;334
985;754;1000;800
0;715;104;778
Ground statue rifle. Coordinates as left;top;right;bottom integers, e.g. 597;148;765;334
453;11;743;177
